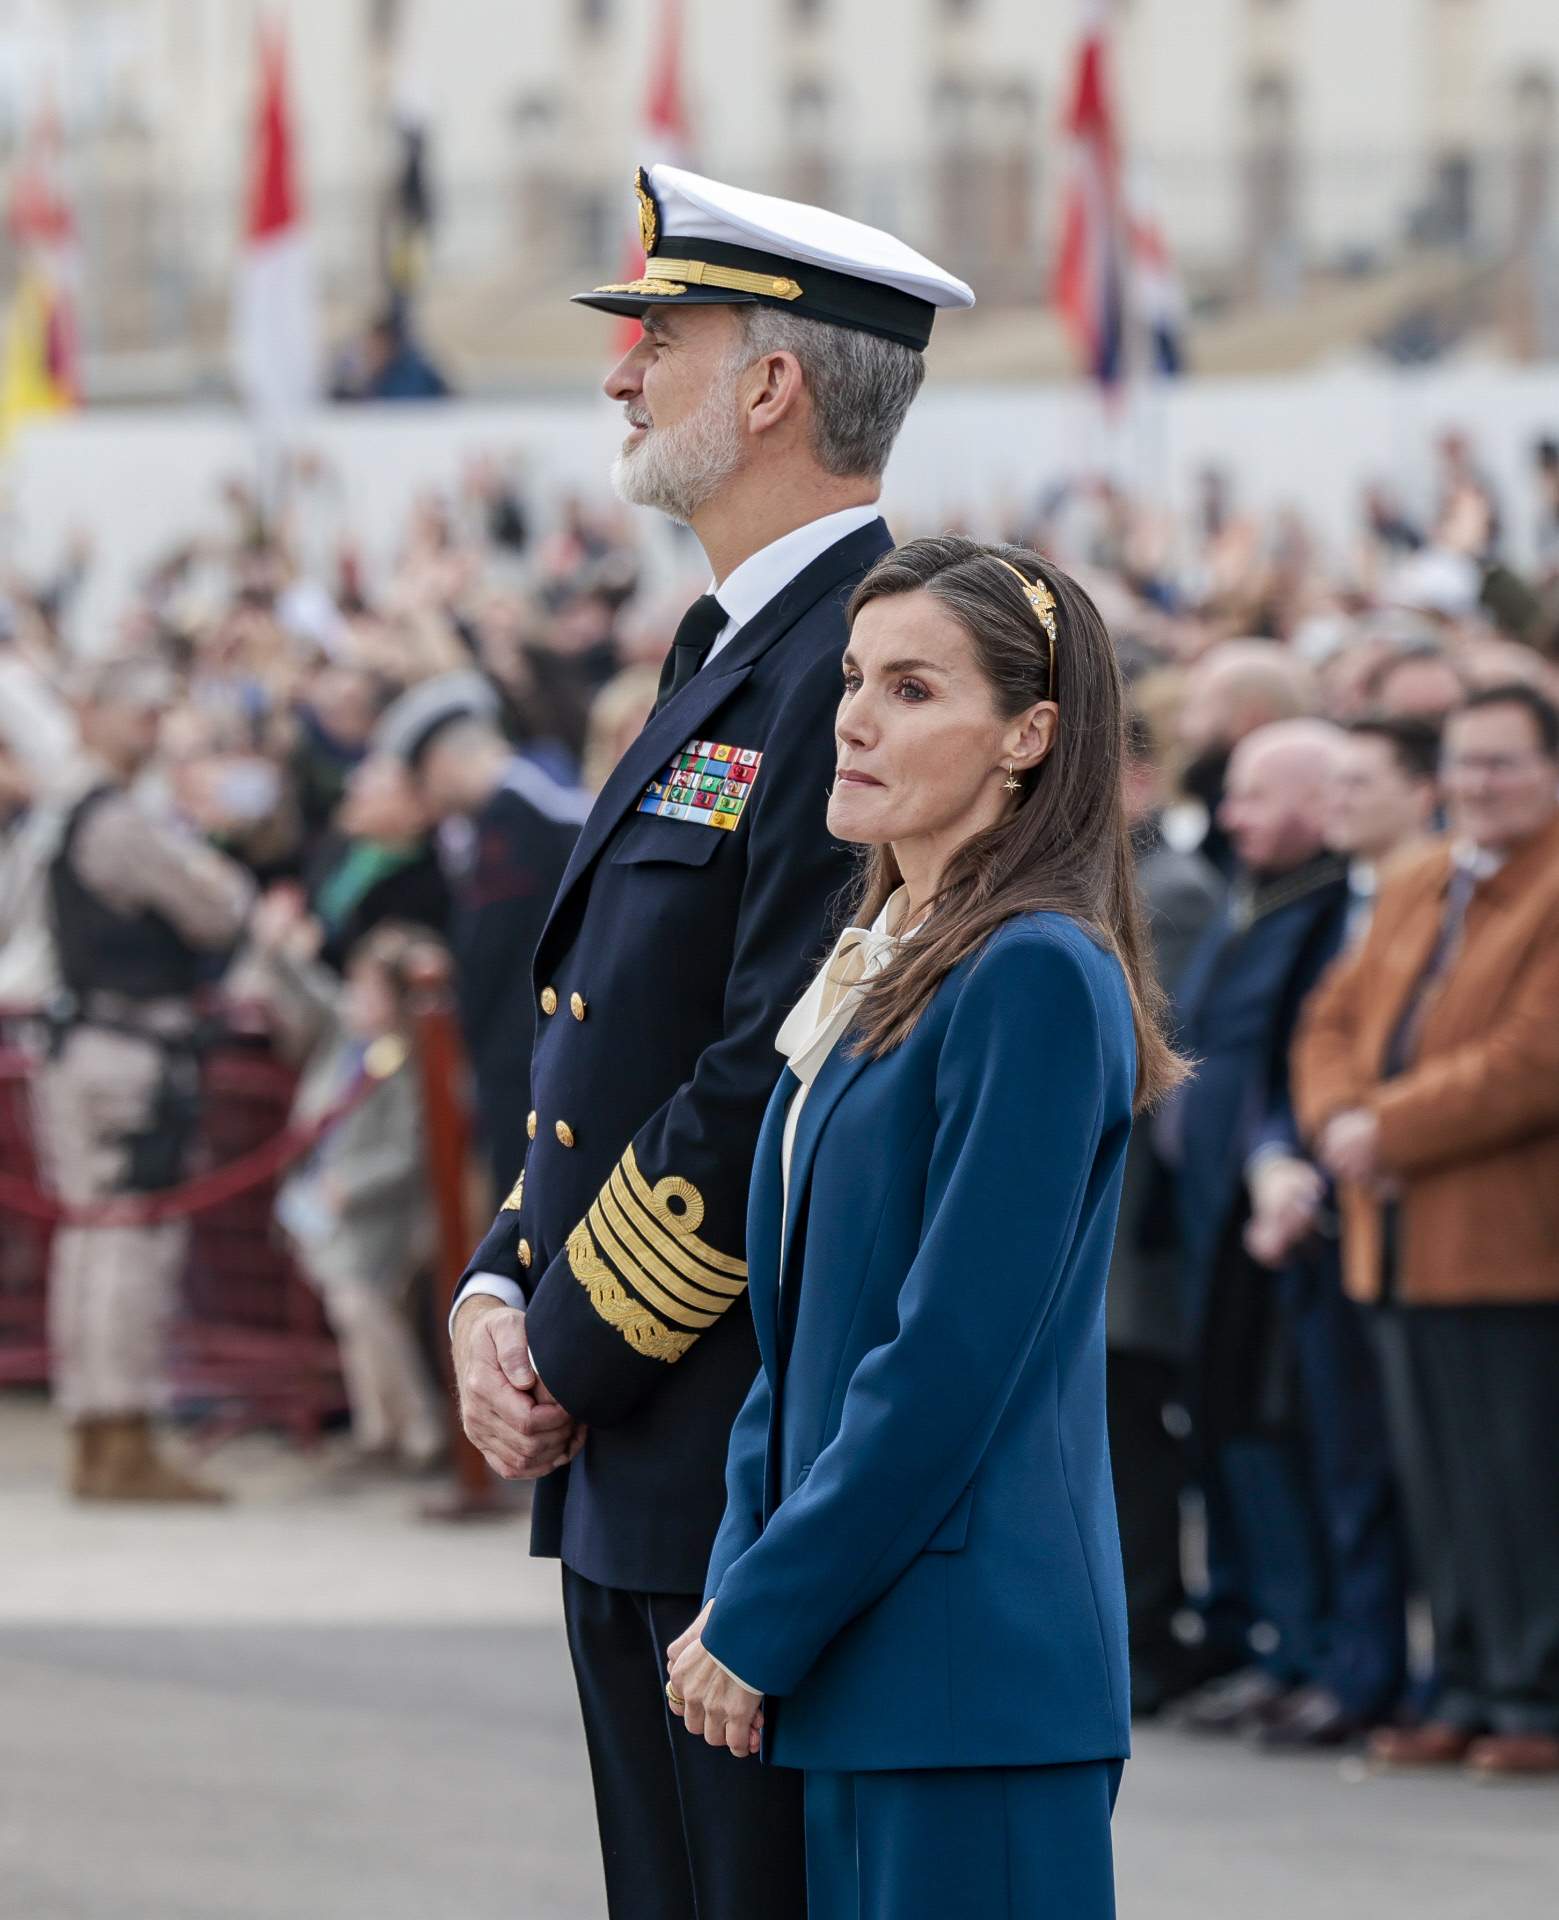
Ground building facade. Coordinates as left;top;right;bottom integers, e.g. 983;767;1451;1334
0;0;1556;381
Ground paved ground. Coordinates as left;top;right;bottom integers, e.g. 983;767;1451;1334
3;1393;1555;1920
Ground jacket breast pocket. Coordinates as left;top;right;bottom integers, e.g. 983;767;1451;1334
923;1483;975;1554
610;816;724;869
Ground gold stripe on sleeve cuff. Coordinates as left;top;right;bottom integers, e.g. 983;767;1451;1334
566;1220;696;1364
563;1147;749;1362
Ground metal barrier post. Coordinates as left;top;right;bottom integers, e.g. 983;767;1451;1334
406;947;506;1521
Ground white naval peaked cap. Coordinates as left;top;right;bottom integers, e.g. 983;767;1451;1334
574;163;975;351
374;669;501;768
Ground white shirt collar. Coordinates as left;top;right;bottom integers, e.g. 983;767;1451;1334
705;505;881;663
775;886;916;1088
1452;839;1507;881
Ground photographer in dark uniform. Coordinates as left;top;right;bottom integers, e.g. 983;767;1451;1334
37;658;253;1503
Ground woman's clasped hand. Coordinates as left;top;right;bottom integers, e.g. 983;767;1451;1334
665;1601;764;1758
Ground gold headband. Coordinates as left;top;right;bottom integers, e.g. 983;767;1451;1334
992;557;1058;691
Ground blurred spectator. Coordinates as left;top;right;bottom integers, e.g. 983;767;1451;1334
581;663;662;793
34;657;254;1504
289;665;389;845
306;753;452;973
375;673;589;1195
0;732;63;1012
1323;717;1441;944
332;305;452;402
1171;721;1383;1736
1108;712;1226;1718
1368;645;1469;727
1534;436;1559;580
1296;684;1559;1778
1177;642;1316;875
243;895;446;1474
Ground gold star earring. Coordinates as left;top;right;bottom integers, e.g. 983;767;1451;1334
1004;761;1022;794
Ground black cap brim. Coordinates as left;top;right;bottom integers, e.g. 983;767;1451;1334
572;288;759;321
570;238;936;350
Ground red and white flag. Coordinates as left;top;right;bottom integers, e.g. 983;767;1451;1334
1053;0;1127;390
231;20;319;419
612;0;693;354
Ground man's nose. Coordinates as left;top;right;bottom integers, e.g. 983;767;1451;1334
603;336;648;403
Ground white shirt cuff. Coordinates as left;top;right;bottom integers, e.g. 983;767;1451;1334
1244;1141;1296;1183
706;1649;760;1696
448;1272;525;1341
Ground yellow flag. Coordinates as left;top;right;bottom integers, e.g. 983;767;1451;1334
1;269;74;446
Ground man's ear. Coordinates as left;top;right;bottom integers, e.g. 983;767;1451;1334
1007;701;1059;771
745;351;806;438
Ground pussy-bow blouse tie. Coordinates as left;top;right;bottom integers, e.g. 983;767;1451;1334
776;894;911;1087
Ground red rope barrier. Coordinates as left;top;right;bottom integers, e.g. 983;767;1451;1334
0;1039;404;1230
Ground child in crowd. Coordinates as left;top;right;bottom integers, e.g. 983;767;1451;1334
241;888;446;1472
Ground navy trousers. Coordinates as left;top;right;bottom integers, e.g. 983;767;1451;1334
1195;1244;1405;1717
803;1760;1123;1920
561;1567;806;1920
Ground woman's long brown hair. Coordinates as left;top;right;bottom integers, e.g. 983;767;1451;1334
840;536;1187;1114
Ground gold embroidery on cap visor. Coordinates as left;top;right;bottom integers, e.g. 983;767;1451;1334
635;166;659;256
991;557;1058;690
565;1144;748;1363
591;257;804;303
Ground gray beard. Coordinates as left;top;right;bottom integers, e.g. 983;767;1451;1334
609;368;746;524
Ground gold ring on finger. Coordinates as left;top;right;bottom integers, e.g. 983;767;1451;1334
666;1683;685;1709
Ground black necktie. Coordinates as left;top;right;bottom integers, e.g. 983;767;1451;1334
653;594;726;714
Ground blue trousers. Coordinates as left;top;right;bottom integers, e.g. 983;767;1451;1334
803;1760;1123;1919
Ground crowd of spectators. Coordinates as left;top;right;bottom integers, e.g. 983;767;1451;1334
1;428;1557;1762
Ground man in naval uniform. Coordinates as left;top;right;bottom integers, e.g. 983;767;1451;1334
449;165;972;1918
372;670;590;1198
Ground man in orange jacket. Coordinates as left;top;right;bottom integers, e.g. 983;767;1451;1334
1294;681;1559;1778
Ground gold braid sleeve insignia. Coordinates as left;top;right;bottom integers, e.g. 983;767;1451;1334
566;1220;697;1364
563;1145;748;1363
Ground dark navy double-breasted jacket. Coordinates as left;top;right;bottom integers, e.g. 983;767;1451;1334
461;519;891;1593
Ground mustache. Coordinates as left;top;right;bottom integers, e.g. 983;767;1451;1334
623;407;652;431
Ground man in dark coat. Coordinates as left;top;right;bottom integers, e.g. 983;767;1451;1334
1108;714;1225;1715
448;164;973;1920
1171;722;1377;1733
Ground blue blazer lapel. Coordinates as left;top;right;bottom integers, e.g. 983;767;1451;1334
745;1076;794;1379
535;518;891;964
778;1038;875;1302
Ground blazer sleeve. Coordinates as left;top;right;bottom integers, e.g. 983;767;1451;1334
703;1364;773;1606
517;646;855;1427
700;929;1119;1700
1371;896;1559;1173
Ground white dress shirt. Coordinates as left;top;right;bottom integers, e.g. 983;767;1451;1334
773;886;914;1271
449;504;882;1339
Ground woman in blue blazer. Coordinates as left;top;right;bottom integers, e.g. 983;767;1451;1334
666;535;1186;1917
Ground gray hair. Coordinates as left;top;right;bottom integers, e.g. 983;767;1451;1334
738;308;926;482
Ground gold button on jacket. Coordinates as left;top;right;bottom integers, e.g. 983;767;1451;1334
527;1110;538;1140
555;1120;576;1149
540;987;559;1016
518;1238;532;1268
570;992;588;1022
